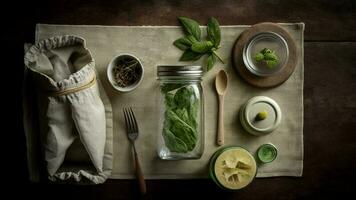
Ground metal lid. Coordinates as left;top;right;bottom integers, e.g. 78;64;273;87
157;65;203;77
240;96;282;136
243;31;289;77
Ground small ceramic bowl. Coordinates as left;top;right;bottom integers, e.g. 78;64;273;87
107;54;144;92
257;143;278;163
239;96;282;136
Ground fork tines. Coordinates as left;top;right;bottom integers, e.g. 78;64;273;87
123;107;138;132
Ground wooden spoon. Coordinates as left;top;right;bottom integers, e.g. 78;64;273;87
215;69;228;146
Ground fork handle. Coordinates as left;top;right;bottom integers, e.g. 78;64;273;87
134;151;147;195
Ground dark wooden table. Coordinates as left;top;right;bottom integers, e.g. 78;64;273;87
12;0;356;199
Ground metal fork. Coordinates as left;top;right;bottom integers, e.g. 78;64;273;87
123;107;147;195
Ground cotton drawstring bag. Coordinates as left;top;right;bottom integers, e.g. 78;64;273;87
24;35;112;184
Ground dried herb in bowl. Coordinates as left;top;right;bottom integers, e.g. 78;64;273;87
113;57;142;87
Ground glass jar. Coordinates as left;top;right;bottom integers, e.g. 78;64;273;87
156;65;204;160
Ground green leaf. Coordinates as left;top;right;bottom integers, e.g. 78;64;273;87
174;86;199;129
178;17;201;41
160;83;184;94
187;35;198;43
174;87;193;108
188;99;199;129
164;93;176;108
167;110;197;150
207;17;221;48
261;48;271;54
163;128;188;153
191;41;214;53
173;37;192;50
179;49;204;61
254;53;264;62
264;52;278;61
207;54;216;71
255;48;279;69
162;85;199;153
175;108;190;125
266;60;278;68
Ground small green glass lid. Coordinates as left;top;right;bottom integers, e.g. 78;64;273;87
257;143;278;163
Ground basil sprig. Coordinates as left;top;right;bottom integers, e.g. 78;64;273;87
174;17;224;71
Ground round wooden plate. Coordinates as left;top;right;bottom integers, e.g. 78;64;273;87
232;22;298;88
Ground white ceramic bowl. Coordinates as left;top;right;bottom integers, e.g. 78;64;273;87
107;54;144;92
239;96;282;136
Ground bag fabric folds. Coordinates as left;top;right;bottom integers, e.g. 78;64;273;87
24;35;111;184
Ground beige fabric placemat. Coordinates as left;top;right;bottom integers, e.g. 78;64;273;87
35;23;304;178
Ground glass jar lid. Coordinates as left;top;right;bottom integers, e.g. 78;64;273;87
157;65;203;78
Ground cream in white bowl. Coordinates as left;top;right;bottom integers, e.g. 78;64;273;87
107;54;144;92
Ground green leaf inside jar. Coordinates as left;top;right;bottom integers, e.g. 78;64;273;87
161;84;199;153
